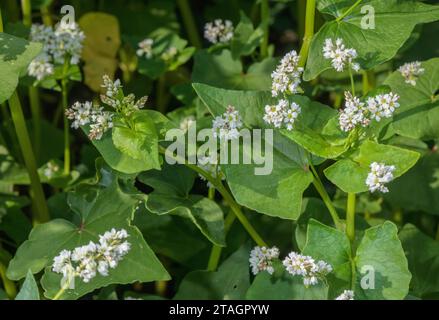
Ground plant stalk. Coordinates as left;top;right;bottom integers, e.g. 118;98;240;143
207;212;236;271
0;262;17;299
61;58;71;175
336;0;364;22
176;0;202;49
298;0;316;67
20;0;32;27
8;92;50;224
260;0;270;58
28;86;41;162
346;193;356;243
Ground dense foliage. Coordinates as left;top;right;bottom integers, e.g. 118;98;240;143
1;0;439;301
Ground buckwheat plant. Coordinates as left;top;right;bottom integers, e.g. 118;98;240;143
204;19;234;44
336;290;355;300
249;246;280;275
283;252;332;286
398;61;425;86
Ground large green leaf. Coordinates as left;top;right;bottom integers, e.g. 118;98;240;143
324;140;420;193
192;49;277;91
355;222;411;300
399;224;439;298
15;270;40;300
193;83;313;220
384;58;439;140
231;12;263;59
0;33;42;103
385;152;439;216
281;98;348;159
7;181;169;300
139;164;226;246
173;245;250;300
305;0;439;80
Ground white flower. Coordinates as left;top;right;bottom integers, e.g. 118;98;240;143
65;101;94;129
212;105;243;140
366;162;395;193
52;229;131;286
161;46;178;61
27;54;54;81
204;19;234;44
30;24;53;44
398;61;424;86
271;50;303;97
336;290;355;300
180;116;196;132
137;38;154;58
283;251;332;286
51;22;85;65
264;99;301;130
339;92;368;132
101;75;122;99
323;38;359;72
367;92;400;122
88;111;114;140
44;161;60;179
249;246;280;275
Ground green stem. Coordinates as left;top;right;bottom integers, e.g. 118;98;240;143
260;0;270;58
0;262;17;299
159;147;267;247
336;0;363;22
157;74;168;114
61;58;70;175
208;186;215;200
309;161;343;230
20;0;32;27
8;92;50;224
298;0;316;67
362;69;375;94
207;212;236;271
349;65;356;96
346;193;356;243
28;86;41;162
176;0;202;49
41;5;53;26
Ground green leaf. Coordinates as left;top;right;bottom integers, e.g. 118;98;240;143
384;58;439;140
305;0;439;80
384;152;439;216
281;98;348;159
192;49;277;91
0;32;42;103
15;270;40;300
324;140;420;193
7;181;169;300
231;12;264;59
139;164;226;246
355;221;411;300
399;224;439;298
193;83;313;220
174;245;250;300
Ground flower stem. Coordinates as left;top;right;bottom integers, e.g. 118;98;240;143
61;58;71;175
309;161;343;230
20;0;32;27
336;0;364;22
8;92;50;224
298;0;316;67
260;0;270;58
159;147;267;247
349;65;356;96
40;4;53;26
0;261;17;299
362;69;375;94
207;212;236;271
176;0;202;49
29;86;41;162
346;192;356;243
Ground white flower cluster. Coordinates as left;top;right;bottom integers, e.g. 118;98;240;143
283;252;333;286
339;92;400;132
52;229;130;287
249;246;280;275
264;99;301;130
204;19;234;44
65;101;113;140
335;290;355;300
323;38;360;72
136;38;154;58
197;154;224;187
212;105;243;140
43;161;60;179
271;50;303;97
161;46;178;61
365;162;395;193
28;23;85;80
398;61;425;86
